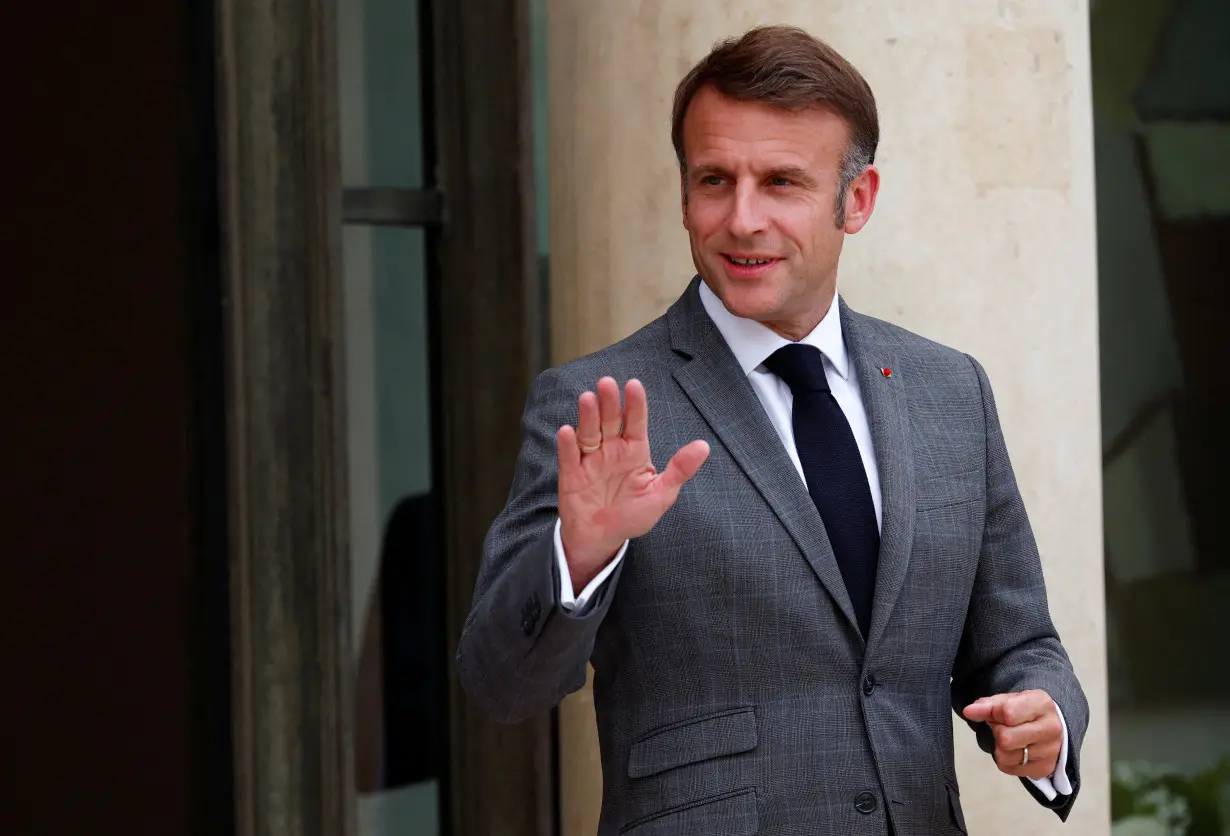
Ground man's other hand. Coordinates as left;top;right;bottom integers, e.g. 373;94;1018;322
962;690;1063;780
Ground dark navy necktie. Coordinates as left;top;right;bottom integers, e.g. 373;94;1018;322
764;344;879;638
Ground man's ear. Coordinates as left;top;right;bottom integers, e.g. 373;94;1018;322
680;168;690;229
843;164;880;234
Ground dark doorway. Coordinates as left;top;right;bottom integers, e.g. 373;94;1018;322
5;0;232;833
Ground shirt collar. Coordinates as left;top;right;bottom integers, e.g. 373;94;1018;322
698;279;850;380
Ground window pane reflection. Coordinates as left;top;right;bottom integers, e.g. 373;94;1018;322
343;221;442;836
339;0;425;190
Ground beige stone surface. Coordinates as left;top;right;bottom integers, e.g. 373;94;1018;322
548;2;1108;833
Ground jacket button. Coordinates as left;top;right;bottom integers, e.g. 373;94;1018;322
520;594;541;636
862;674;877;696
854;791;878;814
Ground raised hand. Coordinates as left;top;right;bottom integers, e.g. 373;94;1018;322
556;377;710;593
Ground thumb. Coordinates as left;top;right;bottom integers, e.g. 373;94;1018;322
658;440;710;493
962;694;1010;724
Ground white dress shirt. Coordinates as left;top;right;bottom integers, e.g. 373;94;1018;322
553;281;1070;797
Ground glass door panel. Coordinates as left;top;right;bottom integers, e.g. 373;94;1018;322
339;0;444;833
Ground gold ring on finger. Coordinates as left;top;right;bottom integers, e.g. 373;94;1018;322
579;441;601;454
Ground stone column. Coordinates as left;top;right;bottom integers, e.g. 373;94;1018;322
548;3;1108;833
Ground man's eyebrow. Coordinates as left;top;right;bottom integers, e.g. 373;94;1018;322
689;163;818;186
767;166;818;185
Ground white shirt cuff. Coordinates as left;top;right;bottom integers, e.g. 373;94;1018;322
554;518;629;613
1027;699;1072;800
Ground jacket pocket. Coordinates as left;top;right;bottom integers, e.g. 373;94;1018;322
946;782;967;834
627;707;757;779
620;788;757;835
915;469;980;511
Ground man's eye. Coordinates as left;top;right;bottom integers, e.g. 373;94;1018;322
701;175;724;186
770;177;792;187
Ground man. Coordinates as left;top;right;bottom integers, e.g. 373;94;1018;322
459;25;1088;835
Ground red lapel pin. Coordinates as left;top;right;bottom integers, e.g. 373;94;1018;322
880;367;892;379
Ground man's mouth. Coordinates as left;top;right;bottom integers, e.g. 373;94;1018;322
721;254;781;278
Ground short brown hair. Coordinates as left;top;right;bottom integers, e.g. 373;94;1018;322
671;25;879;220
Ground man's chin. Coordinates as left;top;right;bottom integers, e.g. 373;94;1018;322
715;282;780;323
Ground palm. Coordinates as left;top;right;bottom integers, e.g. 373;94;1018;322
560;432;667;540
556;377;709;585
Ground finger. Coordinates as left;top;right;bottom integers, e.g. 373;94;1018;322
557;425;581;473
997;691;1052;727
576;390;601;451
995;714;1061;752
994;740;1060;779
621;379;648;442
962;694;1010;724
965;691;1047;727
658;440;710;493
597;377;623;440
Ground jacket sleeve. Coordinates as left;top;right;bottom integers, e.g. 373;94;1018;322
456;365;626;724
949;354;1090;820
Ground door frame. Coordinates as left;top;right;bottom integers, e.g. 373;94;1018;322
213;0;552;833
214;0;353;831
430;1;555;833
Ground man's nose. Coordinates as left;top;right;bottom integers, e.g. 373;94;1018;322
727;184;768;238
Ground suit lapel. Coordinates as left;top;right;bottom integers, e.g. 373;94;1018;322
840;302;915;657
668;280;862;638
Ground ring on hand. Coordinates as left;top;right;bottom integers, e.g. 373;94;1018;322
1020;746;1030;767
579;441;601;454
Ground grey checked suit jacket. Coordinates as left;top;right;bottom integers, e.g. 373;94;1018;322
458;278;1088;835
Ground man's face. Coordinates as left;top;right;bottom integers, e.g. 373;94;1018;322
681;85;878;340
